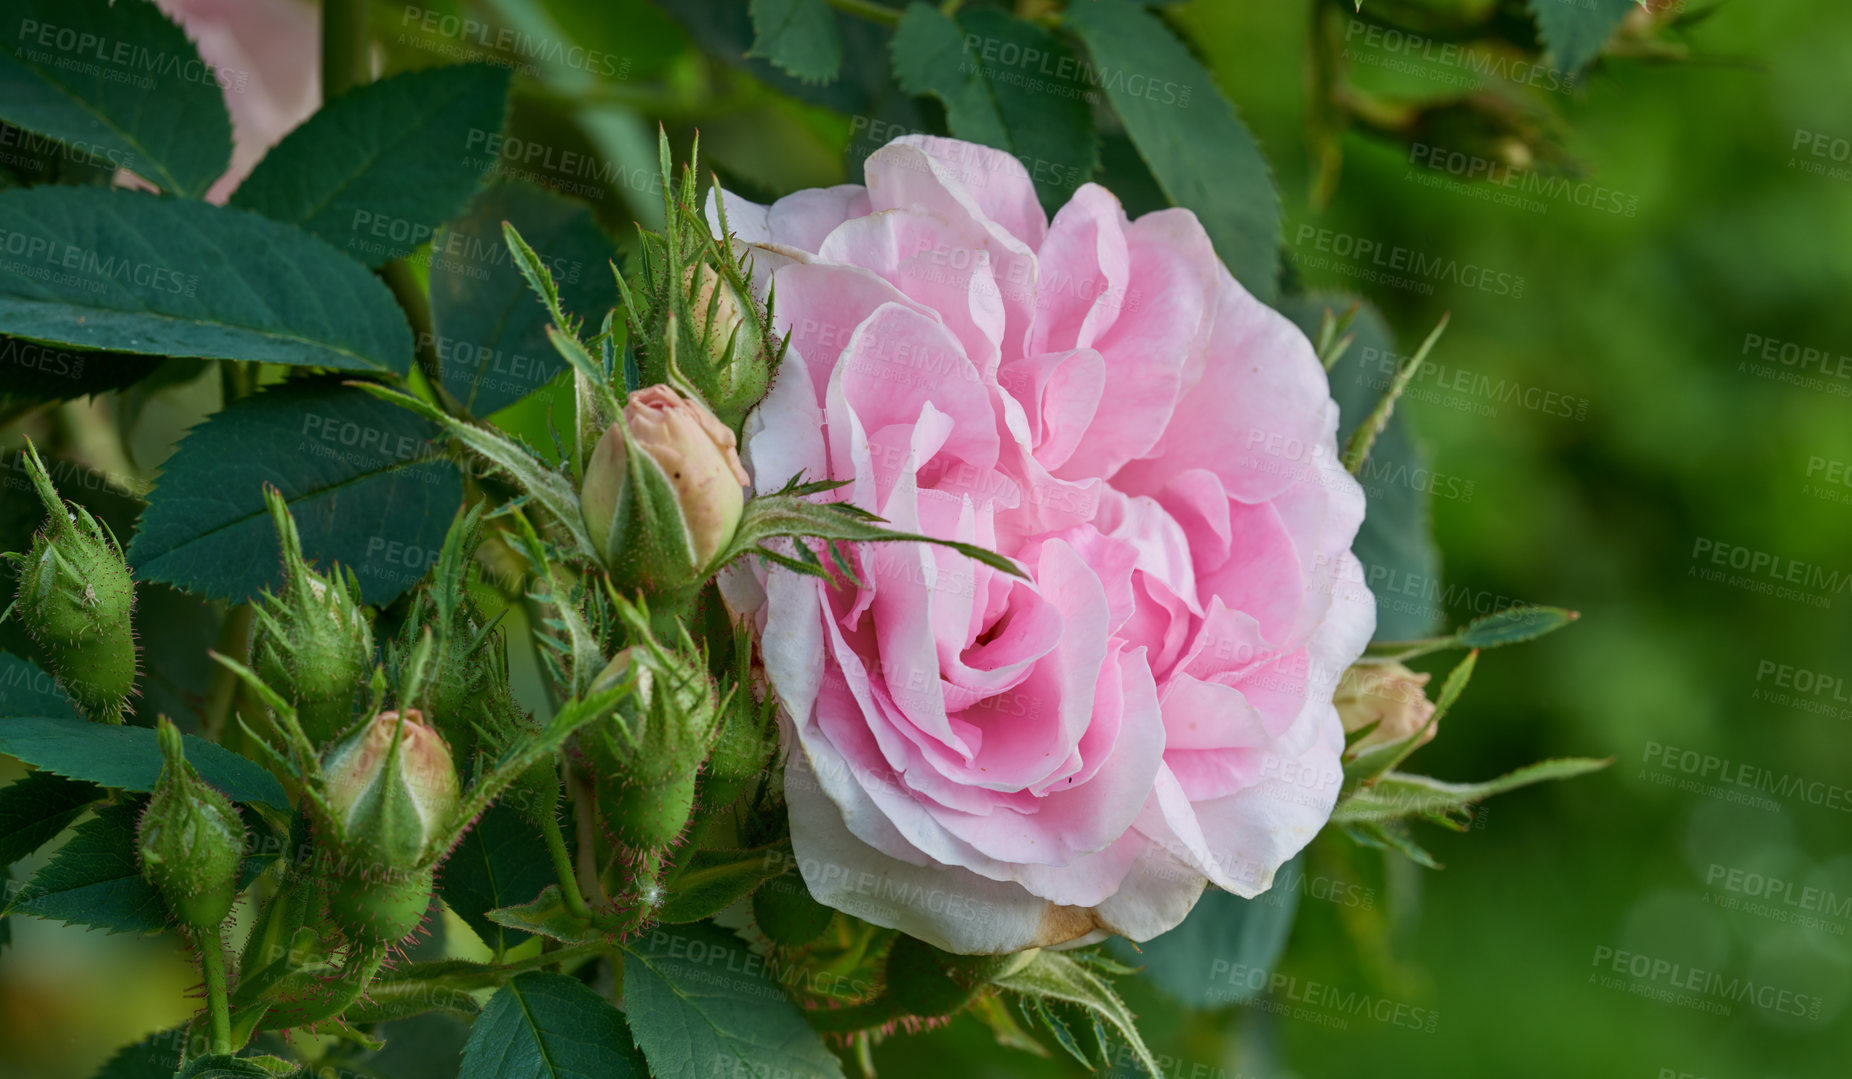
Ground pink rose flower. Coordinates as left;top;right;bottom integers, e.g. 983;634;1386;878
716;136;1375;954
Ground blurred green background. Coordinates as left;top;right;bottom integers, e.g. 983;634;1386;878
4;1;1850;1076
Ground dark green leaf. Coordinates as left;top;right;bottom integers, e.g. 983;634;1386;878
90;1026;191;1079
0;0;232;198
1529;0;1638;73
128;379;462;605
623;921;846;1079
0;768;98;866
460;971;646;1079
890;6;1097;209
0;186;413;372
1280;293;1440;640
175;1056;295;1079
0;338;162;405
749;0;844;84
5;799;271;933
439;803;557;953
431;183;614;416
658;843;788;924
0;652;78;721
231;64;512;267
0;715;287;809
1063;0;1280;302
1110;853;1302;1007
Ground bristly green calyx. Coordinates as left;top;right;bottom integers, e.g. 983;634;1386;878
1;437;138;722
250;486;373;746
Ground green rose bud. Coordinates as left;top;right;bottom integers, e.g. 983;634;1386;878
4;439;137;722
137;718;246;932
321;708;459;944
580;385;750;596
252;488;372;745
581;629;724;851
686;262;773;417
1336;663;1437;753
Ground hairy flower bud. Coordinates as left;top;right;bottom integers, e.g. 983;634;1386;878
581;631;723;851
1336;663;1437;753
685;262;773;414
580;385;750;593
321;709;459;944
252;488;372;745
137;719;245;932
4;440;137;721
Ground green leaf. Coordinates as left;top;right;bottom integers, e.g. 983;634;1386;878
431;183;615;416
991;949;1161;1078
623;921;846;1079
890;6;1097;210
658;843;789;924
460;971;646;1079
1333;759;1612;825
720;490;1024;580
0;715;288;809
1279;293;1440;640
748;0;844;84
355;382;595;563
440;803;557;953
90;1026;189;1079
4;800;271;933
1110;853;1303;1008
484;884;601;945
1063;0;1280;302
0;0;232;198
1458;605;1580;649
231;65;511;268
0;768;98;866
175;1056;296;1079
0;652;78;721
0;187;413;373
1530;0;1639;73
128;379;462;605
0;338;163;406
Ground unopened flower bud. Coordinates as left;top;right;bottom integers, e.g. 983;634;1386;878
581;632;723;851
4;440;137;721
252;488;371;745
137;719;245;932
580;385;750;592
321;709;459;944
1336;663;1436;753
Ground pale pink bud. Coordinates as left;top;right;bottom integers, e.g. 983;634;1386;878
1335;663;1437;753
